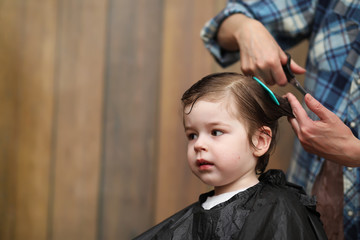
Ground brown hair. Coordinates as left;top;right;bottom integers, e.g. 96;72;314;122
181;72;294;174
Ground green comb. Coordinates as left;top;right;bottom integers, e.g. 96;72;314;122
253;76;280;106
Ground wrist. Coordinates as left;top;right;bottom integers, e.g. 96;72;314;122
341;135;360;167
217;14;249;51
346;136;360;167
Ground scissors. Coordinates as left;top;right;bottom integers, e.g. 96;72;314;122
282;52;308;96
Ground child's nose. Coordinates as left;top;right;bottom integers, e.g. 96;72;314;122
194;136;208;152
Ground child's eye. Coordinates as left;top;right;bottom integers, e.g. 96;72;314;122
187;133;198;140
211;130;223;136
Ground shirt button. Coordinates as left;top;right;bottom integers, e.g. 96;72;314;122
350;121;356;128
348;210;354;217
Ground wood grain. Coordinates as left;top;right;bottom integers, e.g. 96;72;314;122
50;1;107;240
98;0;163;239
0;1;57;239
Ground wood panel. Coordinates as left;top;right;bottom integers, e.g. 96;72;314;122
50;1;107;240
155;0;220;224
98;0;163;239
0;1;57;240
0;2;22;239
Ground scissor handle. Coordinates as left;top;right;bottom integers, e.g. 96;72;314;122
282;52;295;81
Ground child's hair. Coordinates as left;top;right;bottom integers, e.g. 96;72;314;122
181;72;294;174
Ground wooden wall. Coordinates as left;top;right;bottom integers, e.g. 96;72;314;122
0;0;307;239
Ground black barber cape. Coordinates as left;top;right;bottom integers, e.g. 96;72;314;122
134;170;327;240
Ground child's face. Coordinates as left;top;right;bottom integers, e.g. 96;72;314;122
183;99;259;195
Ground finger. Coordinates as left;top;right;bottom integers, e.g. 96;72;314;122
240;64;254;76
290;59;306;74
240;51;255;76
271;65;287;86
279;50;306;74
304;94;333;121
279;50;288;65
288;116;301;136
285;93;311;125
252;65;274;85
261;70;275;85
270;51;289;86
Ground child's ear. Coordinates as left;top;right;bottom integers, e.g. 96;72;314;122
252;126;272;157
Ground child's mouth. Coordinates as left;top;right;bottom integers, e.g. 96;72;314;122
196;159;214;170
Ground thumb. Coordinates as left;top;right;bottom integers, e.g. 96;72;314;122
280;51;306;74
290;59;306;74
304;94;331;120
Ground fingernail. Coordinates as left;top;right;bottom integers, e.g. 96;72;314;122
292;109;297;118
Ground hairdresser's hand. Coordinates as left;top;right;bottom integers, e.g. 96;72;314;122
217;14;306;86
286;93;360;166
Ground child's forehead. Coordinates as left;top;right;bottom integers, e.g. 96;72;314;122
185;96;245;122
204;95;240;114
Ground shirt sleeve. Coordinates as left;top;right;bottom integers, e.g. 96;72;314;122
200;0;316;67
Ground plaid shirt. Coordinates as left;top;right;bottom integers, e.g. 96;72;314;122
201;0;360;238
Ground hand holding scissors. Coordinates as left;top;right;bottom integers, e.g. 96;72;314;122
283;52;308;95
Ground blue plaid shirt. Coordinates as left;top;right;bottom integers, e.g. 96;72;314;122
201;0;360;238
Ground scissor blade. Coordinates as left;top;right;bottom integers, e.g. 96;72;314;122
289;77;307;96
